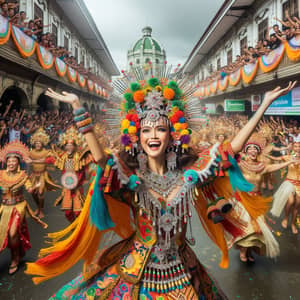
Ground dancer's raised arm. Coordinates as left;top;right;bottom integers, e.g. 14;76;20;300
231;81;296;154
45;88;107;168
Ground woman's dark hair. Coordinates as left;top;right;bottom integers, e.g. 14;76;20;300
119;147;198;172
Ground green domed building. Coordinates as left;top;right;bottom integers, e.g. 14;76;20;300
127;27;166;74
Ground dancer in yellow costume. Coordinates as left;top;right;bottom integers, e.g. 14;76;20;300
0;141;47;274
29;128;61;218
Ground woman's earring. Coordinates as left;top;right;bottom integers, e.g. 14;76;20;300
137;151;147;172
167;150;177;171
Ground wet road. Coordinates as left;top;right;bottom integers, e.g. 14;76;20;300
0;170;300;300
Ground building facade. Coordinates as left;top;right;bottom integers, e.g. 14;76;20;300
183;0;300;116
0;0;119;112
127;26;166;76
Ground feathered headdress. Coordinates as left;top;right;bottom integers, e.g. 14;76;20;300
59;126;84;146
30;128;50;146
244;132;266;153
0;140;30;162
105;65;203;154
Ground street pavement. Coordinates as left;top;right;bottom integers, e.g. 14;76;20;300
0;169;300;300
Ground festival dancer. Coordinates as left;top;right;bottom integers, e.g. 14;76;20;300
29;128;61;218
271;138;300;234
26;76;296;299
228;133;297;263
49;126;92;223
0;141;47;275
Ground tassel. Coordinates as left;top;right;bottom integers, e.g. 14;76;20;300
90;166;115;231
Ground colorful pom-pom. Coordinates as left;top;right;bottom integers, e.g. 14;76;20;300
148;78;160;87
174;123;181;131
180;135;190;144
168;81;178;90
133;90;145;103
179;117;186;123
107;158;114;166
124;92;133;102
130;82;141;92
180;123;188;130
184;169;198;185
182;143;189;149
128;126;137;134
181;129;189;135
122;128;129;134
121;119;130;128
163;87;175;100
128;174;141;191
121;135;131;146
130;121;135;126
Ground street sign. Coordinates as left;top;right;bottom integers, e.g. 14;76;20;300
224;100;245;112
265;87;300;115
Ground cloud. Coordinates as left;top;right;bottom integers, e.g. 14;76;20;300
84;0;224;70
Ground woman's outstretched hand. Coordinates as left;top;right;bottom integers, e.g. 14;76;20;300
263;81;297;107
45;88;81;109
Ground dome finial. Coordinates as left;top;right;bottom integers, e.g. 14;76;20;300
142;26;152;37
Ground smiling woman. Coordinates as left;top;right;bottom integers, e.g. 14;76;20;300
25;64;296;299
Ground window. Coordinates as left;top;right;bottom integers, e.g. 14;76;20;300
136;58;140;64
52;23;58;46
227;49;233;65
74;47;78;61
64;36;69;50
258;18;268;41
282;0;298;20
209;64;213;73
145;58;150;63
155;59;159;64
240;37;248;55
217;58;221;70
34;3;43;21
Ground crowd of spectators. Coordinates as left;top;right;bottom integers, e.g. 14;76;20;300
0;100;103;147
195;114;299;155
0;0;102;83
200;10;300;86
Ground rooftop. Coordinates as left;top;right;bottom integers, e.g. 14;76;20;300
183;0;256;73
56;0;119;76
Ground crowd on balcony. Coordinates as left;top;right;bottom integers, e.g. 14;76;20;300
0;100;104;146
199;10;300;86
0;0;105;85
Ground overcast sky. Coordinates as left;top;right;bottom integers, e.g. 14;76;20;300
84;0;224;70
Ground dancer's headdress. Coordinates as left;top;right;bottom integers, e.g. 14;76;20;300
30;128;50;146
244;132;266;153
0;140;30;162
259;124;273;141
59;126;84;146
105;64;203;154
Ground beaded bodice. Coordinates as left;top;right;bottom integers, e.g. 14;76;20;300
134;169;196;292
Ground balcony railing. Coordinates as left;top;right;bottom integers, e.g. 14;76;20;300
0;15;110;99
195;38;300;99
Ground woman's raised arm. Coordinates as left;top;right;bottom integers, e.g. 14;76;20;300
45;88;107;168
231;81;296;154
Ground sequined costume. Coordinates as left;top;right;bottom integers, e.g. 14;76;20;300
50;147;92;223
26;71;256;299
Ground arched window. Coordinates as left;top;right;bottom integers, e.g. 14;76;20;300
156;59;159;64
145;58;150;63
136;58;140;64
